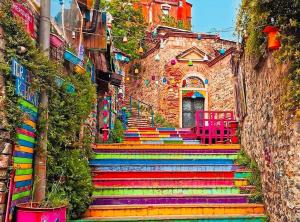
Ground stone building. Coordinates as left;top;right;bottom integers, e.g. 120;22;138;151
125;26;237;127
233;51;300;221
137;0;192;30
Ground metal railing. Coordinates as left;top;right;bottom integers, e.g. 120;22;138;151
127;95;155;127
195;111;238;144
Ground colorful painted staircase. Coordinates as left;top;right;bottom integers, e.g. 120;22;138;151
77;127;266;221
124;128;199;145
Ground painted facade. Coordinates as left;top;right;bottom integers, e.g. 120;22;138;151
136;0;192;30
125;27;236;127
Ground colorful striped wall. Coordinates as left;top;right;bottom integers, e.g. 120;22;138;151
10;98;38;215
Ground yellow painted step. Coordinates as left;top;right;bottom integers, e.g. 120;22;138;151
85;204;265;218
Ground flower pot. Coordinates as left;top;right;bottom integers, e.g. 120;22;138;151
50;33;64;48
64;50;82;65
263;26;281;50
231;136;239;144
15;203;67;222
74;65;86;75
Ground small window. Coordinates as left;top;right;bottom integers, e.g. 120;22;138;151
162;9;169;16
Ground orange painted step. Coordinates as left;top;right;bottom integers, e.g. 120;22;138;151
85;204;265;218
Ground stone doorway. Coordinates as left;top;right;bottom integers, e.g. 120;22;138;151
179;73;208;128
182;97;204;128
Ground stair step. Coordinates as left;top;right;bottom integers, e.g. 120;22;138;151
90;159;234;165
92;164;241;172
92;178;249;188
94;149;239;154
73;215;267;222
91;195;250;205
95;144;240;150
92;172;252;179
85;204;265;218
93;186;243;196
93;153;238;160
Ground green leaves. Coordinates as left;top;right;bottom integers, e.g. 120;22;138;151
107;0;147;59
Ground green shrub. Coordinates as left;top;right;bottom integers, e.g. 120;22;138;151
236;149;263;203
47;150;94;219
109;119;124;143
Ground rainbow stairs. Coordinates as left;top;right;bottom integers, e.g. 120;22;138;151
124;128;200;145
78;127;266;222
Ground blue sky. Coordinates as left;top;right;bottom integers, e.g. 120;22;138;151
188;0;241;40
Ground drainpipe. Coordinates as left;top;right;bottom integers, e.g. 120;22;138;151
33;0;50;202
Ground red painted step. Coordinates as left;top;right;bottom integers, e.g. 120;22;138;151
92;171;235;179
92;178;247;187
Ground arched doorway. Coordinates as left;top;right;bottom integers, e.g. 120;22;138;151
179;74;208;128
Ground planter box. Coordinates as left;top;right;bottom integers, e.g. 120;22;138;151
64;50;82;65
50;33;64;48
16;203;67;222
74;65;86;75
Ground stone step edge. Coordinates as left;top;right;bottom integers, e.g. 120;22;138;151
92;178;248;181
95;144;241;149
91;194;252;199
88;203;265;209
92;185;255;190
74;214;267;222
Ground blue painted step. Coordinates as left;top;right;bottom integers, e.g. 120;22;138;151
94;165;239;172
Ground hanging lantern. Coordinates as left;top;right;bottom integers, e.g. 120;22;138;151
171;59;177;65
170;78;175;84
160;39;165;49
182;79;187;87
197;34;202;40
123;36;128;43
219;48;226;55
152;76;155;81
188;59;193;66
134;68;139;74
162;77;167;84
155;54;160;61
126;77;130;81
155;80;159;85
263;26;281;50
203;54;209;61
145;79;150;86
138;47;144;54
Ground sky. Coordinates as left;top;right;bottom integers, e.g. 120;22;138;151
188;0;241;40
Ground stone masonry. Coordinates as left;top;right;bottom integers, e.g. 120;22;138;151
236;53;300;222
126;27;236;127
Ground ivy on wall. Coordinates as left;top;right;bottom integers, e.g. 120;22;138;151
0;0;95;218
236;0;300;112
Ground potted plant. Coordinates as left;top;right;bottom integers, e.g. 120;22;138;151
63;50;82;65
15;182;68;222
50;33;64;48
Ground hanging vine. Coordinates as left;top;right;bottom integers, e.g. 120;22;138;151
236;0;300;112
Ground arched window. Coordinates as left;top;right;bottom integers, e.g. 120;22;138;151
182;76;205;88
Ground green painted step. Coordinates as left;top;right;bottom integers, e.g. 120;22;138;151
93;154;238;160
93;187;241;196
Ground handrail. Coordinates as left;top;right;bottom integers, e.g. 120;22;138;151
129;95;153;108
125;95;155;127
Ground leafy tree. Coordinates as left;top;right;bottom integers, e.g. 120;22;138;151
103;0;147;59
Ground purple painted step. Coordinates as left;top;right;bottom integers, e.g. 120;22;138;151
92;195;248;205
94;149;238;154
